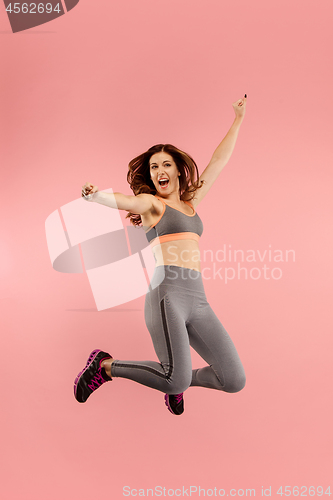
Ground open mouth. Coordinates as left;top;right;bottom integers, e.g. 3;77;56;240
159;179;169;188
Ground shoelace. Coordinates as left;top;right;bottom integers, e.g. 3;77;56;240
87;370;106;391
172;393;183;404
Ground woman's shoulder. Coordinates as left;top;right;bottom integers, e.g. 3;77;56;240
137;194;164;229
135;193;164;212
136;193;164;218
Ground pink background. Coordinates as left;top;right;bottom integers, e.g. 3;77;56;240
1;0;332;499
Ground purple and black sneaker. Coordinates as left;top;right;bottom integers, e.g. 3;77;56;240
164;393;184;415
74;349;112;403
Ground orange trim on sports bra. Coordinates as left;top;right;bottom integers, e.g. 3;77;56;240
155;196;196;216
146;199;166;231
149;232;200;248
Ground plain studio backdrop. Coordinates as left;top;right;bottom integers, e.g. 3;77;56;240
0;1;332;499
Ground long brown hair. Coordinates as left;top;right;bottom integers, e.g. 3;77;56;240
126;144;204;226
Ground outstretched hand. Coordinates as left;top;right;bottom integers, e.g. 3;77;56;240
232;94;247;119
82;182;99;201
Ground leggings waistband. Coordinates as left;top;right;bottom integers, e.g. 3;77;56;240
148;265;206;294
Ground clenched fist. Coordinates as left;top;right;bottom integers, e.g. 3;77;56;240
82;182;99;201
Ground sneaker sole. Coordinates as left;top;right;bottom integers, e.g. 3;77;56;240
164;394;173;413
164;394;178;415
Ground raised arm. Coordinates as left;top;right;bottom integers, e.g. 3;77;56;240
82;183;154;215
192;95;247;207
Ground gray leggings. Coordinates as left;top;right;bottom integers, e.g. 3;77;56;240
111;265;246;395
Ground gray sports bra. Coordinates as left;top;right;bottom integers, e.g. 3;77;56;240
145;196;203;248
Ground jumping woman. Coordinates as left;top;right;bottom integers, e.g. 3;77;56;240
74;95;247;415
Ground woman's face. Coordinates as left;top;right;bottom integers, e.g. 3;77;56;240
149;152;180;196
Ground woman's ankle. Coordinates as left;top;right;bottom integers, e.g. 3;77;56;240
101;358;113;378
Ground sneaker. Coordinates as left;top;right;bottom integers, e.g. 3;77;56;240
164;393;184;415
74;349;112;403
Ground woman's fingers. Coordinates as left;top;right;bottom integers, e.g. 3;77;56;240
82;182;91;196
236;97;245;106
232;95;247;118
82;189;92;200
82;183;93;193
81;183;98;200
233;95;247;107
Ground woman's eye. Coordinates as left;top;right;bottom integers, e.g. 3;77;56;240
151;164;171;169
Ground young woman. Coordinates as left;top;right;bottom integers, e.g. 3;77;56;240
74;95;247;415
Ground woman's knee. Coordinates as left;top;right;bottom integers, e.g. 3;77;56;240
166;369;192;394
224;372;246;393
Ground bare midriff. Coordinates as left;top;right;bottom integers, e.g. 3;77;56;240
152;239;201;273
141;197;201;273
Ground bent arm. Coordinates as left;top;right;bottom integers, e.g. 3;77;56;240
93;191;153;215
